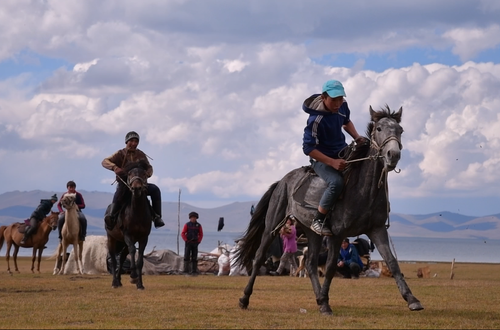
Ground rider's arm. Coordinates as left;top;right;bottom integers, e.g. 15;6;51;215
343;121;365;143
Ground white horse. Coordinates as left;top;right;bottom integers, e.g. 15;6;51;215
53;193;84;275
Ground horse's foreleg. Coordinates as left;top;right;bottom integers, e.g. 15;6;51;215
135;240;147;290
36;249;43;273
370;230;424;311
53;243;63;275
77;242;84;275
30;248;36;273
59;242;69;275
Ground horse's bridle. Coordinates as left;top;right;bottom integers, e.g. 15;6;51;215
116;173;147;192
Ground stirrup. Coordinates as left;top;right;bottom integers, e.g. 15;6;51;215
310;219;332;236
153;216;165;228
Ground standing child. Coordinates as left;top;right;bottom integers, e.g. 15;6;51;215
181;212;203;275
270;217;298;276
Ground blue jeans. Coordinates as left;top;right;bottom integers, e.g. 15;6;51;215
310;159;344;211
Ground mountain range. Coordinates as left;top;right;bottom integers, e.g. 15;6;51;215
1;190;499;240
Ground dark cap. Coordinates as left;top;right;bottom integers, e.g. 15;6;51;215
188;211;199;219
125;131;140;144
50;194;58;201
342;238;349;243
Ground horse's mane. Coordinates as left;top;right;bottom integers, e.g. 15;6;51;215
345;105;401;171
124;159;150;173
366;105;402;137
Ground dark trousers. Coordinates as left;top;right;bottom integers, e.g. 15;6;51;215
24;217;40;239
337;262;361;278
112;182;162;217
58;211;87;240
184;242;199;273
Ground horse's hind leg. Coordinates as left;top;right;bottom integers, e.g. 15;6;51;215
370;229;424;311
239;233;275;310
6;243;13;274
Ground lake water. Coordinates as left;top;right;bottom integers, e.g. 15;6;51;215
14;229;500;264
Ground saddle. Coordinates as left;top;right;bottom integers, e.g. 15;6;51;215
17;219;31;234
283;142;358;231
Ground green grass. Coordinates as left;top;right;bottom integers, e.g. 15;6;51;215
0;257;499;329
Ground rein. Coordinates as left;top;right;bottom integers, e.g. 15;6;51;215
116;174;147;192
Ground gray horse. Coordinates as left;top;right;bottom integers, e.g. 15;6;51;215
235;105;424;315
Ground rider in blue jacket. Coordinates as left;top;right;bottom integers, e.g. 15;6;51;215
302;80;366;236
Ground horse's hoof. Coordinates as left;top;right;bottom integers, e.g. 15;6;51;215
319;305;333;316
239;298;249;309
409;302;424;311
137;286;145;290
130;277;138;284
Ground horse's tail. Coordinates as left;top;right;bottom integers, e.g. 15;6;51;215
0;225;6;252
234;181;280;269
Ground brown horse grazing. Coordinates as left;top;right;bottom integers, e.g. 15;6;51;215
106;160;152;290
0;211;59;274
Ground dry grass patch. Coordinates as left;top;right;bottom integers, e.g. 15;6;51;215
0;257;499;329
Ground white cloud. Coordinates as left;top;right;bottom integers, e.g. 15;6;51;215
1;0;500;217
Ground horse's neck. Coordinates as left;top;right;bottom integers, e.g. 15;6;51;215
65;208;79;228
348;150;387;198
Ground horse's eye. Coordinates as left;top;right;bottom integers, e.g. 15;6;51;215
377;127;382;132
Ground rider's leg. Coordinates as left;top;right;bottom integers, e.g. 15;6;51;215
147;183;165;228
78;211;87;241
310;159;344;236
104;184;125;230
57;213;65;240
20;217;38;245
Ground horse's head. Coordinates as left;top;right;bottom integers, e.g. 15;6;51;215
124;160;149;195
47;211;60;230
61;193;76;210
368;105;403;171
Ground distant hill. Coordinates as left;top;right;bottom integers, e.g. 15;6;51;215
1;190;499;239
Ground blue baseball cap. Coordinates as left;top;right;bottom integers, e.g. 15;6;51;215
322;80;346;98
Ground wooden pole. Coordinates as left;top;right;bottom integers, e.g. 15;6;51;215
177;188;181;255
450;258;455;280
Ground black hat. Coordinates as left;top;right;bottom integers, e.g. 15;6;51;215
50;194;58;201
125;131;140;144
188;211;199;219
342;238;349;243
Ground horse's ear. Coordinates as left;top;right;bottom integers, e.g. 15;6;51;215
369;106;376;121
394;107;403;123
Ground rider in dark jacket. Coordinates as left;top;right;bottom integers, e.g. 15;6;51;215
20;194;58;245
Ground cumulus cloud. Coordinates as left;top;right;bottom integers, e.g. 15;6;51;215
1;0;500;216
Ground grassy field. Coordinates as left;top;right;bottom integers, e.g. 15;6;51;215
0;257;499;329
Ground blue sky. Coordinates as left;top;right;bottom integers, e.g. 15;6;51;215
1;0;500;217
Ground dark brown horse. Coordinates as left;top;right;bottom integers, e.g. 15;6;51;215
0;211;59;274
106;160;152;290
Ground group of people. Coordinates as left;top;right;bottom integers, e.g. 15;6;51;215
21;77;365;275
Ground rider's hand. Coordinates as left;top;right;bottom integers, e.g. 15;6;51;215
114;167;125;176
331;159;347;171
355;136;368;145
